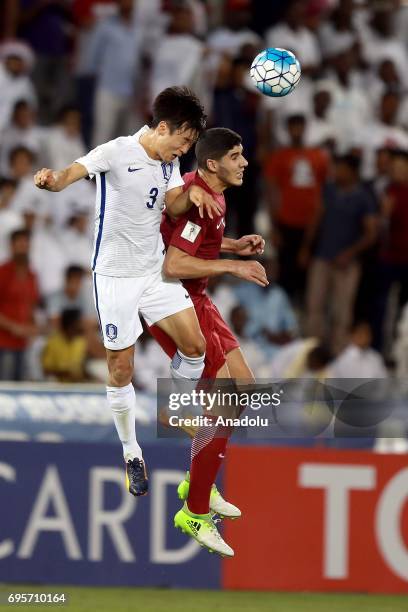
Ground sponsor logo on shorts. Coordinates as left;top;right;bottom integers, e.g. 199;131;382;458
106;323;118;340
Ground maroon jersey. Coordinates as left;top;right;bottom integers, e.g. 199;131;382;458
160;170;226;296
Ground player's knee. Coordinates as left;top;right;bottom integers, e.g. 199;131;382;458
178;332;206;358
108;355;133;386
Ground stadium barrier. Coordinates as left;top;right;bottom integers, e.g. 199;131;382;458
0;441;220;588
1;384;407;593
223;446;408;594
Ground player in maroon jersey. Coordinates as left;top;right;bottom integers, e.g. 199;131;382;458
149;128;267;556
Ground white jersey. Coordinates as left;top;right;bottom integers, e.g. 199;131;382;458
75;125;184;277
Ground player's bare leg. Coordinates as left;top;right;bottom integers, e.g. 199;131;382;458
155;306;206;400
106;345;148;497
225;346;255;384
154;306;206;358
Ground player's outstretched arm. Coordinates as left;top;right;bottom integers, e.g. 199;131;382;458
163;246;269;287
221;235;265;256
34;162;89;192
166;185;223;219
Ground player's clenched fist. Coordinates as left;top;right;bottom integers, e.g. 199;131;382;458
34;168;62;191
232;260;268;287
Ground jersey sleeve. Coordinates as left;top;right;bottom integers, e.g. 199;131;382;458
166;159;185;192
75;140;116;178
168;208;208;256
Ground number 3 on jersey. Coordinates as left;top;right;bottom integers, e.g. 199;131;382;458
146;187;159;209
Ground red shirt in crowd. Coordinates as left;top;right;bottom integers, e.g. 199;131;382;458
264;147;329;228
381;182;408;265
160;171;227;296
0;261;39;350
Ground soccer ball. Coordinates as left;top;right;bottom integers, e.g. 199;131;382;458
250;47;301;97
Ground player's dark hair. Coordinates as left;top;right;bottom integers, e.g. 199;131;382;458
195;128;242;170
151;86;206;135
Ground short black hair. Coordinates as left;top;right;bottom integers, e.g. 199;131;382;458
0;177;17;190
9;145;36;164
390;148;408;161
12;99;31;115
307;344;332;371
195;128;242;169
151;86;206;135
286;113;306;126
10;228;30;243
334;153;361;173
60;308;82;332
57;105;81;122
65;265;85;280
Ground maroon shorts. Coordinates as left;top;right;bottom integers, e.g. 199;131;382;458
148;293;240;378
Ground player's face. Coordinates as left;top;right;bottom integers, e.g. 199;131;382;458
216;145;248;187
156;122;198;163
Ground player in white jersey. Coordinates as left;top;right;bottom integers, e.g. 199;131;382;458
34;87;220;496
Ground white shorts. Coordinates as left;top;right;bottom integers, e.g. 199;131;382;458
92;270;193;350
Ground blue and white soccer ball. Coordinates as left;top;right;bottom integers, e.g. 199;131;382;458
250;47;301;97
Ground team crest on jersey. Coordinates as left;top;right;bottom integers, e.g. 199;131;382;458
161;162;174;182
181;221;201;243
106;324;118;341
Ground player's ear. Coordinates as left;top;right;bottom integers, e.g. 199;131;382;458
157;121;169;135
206;159;217;173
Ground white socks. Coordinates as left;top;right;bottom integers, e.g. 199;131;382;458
170;349;205;383
106;383;143;462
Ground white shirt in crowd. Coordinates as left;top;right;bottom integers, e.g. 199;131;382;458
59;225;94;270
134;338;172;393
357;121;408;180
11;176;52;219
44;126;86;171
327;75;372;153
0;208;24;264
75;125;184;277
50;180;95;229
30;223;67;297
0;125;48;175
207;27;261;58
331;345;388;379
150;34;205;103
0;63;37;131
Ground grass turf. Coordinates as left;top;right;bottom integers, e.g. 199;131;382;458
0;586;407;612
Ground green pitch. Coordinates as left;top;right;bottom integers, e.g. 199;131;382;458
0;586;407;612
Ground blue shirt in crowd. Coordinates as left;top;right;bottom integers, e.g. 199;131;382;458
83;16;142;98
315;182;376;260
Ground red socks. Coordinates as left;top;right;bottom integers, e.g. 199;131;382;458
187;424;228;515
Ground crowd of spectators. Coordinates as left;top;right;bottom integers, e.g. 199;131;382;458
0;0;407;385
